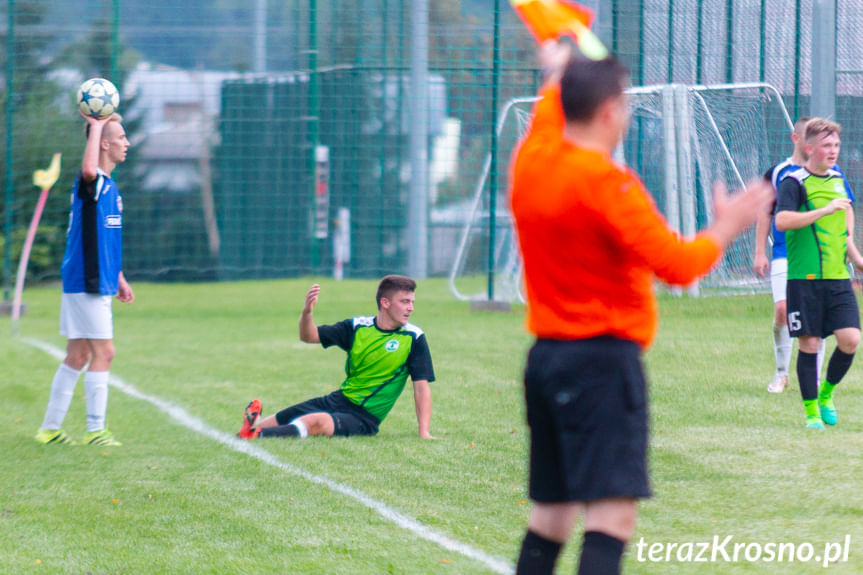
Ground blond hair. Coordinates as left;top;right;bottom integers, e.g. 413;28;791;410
804;118;840;142
84;113;124;140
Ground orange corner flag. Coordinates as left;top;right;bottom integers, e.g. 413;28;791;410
510;0;609;60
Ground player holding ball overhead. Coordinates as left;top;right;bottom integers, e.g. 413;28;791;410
35;80;131;447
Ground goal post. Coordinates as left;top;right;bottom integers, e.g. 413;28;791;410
684;82;794;294
448;82;794;302
447;96;538;304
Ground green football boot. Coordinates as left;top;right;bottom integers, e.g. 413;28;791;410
35;428;76;445
83;429;122;446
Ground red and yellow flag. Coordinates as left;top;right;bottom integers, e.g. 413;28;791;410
510;0;608;60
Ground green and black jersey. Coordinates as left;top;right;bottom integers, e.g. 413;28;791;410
776;167;854;280
317;316;435;421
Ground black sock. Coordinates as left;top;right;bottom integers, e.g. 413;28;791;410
826;348;855;386
258;423;300;438
516;530;562;575
797;351;818;401
578;531;626;575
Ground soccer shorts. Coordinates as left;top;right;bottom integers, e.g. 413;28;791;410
770;257;787;303
274;390;380;437
524;336;651;503
59;292;114;340
786;279;860;339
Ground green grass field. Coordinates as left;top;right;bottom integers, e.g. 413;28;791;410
3;278;863;574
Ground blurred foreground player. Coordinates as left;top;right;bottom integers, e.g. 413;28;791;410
509;41;771;574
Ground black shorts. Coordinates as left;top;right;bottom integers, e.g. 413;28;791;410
524;336;651;503
274;390;380;437
786;279;860;338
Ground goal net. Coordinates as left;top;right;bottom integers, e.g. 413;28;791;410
448;82;792;302
447;96;537;303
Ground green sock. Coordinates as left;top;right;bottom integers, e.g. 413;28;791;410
819;381;837;400
803;399;820;419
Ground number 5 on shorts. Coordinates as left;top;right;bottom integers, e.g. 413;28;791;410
788;311;802;332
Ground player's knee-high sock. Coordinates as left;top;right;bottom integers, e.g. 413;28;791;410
516;530;561;575
824;349;855;391
797;351;819;418
578;531;626;575
84;371;110;432
258;419;308;438
773;322;792;376
816;338;826;381
41;363;82;430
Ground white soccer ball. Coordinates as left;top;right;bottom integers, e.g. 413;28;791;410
77;78;120;120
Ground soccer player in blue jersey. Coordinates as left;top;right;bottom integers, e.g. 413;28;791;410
754;117;854;393
238;275;436;439
35;111;132;446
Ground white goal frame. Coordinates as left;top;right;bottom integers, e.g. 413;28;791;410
448;82;794;302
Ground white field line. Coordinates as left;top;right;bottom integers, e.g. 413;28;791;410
22;337;513;575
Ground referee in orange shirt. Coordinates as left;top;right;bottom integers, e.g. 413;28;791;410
510;42;772;575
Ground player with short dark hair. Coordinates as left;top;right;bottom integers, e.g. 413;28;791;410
35;111;133;447
238;275;436;439
775;118;863;429
509;42;770;575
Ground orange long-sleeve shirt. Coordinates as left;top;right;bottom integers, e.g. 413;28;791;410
510;84;722;348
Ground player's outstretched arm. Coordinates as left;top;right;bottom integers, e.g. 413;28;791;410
298;284;321;343
412;379;437;439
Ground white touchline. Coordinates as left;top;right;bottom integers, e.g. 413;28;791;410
23;337;513;575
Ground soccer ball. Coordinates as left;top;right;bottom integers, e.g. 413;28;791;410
77;78;120;119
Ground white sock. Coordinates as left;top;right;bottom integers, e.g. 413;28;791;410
84;371;110;432
816;339;826;385
773;322;792;376
41;363;82;430
290;419;309;438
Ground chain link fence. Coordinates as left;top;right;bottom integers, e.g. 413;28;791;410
1;0;862;295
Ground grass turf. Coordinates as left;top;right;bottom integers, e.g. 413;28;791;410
2;278;863;574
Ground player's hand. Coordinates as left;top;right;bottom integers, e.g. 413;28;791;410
753;253;769;278
825;197;852;215
78;109;112;127
713;179;773;227
116;276;134;303
538;40;571;83
302;284;320;314
709;179;773;248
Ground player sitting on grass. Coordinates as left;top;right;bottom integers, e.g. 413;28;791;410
238;275;436;440
775;118;863;429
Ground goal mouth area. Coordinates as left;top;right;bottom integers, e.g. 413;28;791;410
449;83;791;302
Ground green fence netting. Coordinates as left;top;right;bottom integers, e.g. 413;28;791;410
1;0;862;294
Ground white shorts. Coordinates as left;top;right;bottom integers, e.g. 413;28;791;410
60;293;114;340
770;258;788;303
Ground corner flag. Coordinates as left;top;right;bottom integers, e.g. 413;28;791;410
510;0;609;60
